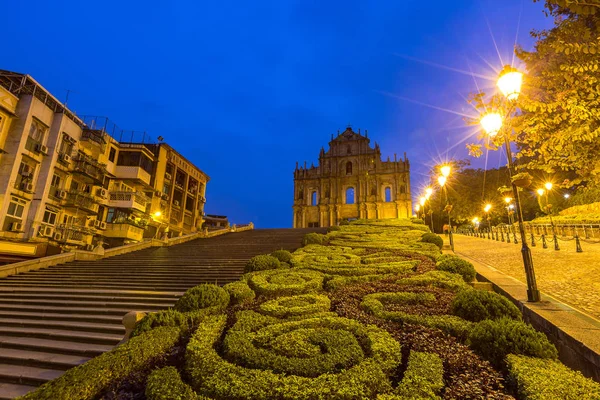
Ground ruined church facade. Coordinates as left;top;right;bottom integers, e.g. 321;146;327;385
293;127;411;228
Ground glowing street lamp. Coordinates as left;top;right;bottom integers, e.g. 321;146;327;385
477;65;540;302
537;188;545;196
419;197;426;206
544;182;553;191
425;187;433;198
437;176;447;187
440;165;451;178
538;183;558;249
564;193;570;199
484;204;492;213
153;211;162;219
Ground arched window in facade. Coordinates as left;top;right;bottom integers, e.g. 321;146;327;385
385;187;392;202
311;191;318;206
346;187;355;204
346;161;352;175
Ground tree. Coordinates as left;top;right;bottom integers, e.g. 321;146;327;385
467;0;600;187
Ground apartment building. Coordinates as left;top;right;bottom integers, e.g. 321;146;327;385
0;70;208;261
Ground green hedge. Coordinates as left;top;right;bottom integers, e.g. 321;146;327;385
420;232;444;250
302;232;329;246
258;294;331;318
435;254;476;282
324;273;399;291
223;281;255;306
361;292;472;340
506;354;600;400
245;268;325;296
396;270;470;292
468;318;558;368
244;254;281;273
396;351;444;399
186;315;401;399
146;366;202;400
270;249;293;263
174;284;230;313
22;327;181;400
132;309;213;338
451;289;522;322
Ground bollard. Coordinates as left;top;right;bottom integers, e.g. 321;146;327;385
513;228;518;244
553;234;560;251
575;234;583;253
584;226;590;240
495;231;499;241
501;231;505;242
487;230;490;239
542;234;548;249
506;231;510;243
530;233;536;247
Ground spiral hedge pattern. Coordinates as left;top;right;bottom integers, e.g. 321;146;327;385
186;314;402;399
245;268;325;296
258;294;331;318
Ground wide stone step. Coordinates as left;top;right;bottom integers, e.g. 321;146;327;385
0;363;64;386
0;299;174;310
0;382;38;400
0;336;113;357
0;304;160;316
0;282;231;291
0;293;179;304
0;318;124;335
0;287;183;297
0;327;122;345
0;311;123;325
0;348;90;370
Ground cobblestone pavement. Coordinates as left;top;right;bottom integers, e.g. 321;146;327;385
452;234;600;321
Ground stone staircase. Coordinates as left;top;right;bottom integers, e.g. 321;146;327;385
0;228;323;398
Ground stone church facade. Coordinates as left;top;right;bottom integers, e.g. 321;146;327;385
293;127;411;228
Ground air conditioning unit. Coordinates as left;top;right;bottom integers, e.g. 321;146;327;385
99;221;107;230
94;220;102;228
155;190;162;197
56;190;67;199
96;188;108;198
21;182;34;192
39;225;53;237
35;144;49;155
161;193;169;201
173;200;180;207
88;219;96;227
165;173;172;180
53;232;63;241
84;244;94;251
10;222;23;232
59;153;71;163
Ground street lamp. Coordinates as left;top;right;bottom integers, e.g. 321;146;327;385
538;184;559;250
478;65;540;302
424;187;434;232
441;165;451;178
504;197;514;224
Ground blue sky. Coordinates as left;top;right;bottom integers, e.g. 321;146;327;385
3;0;552;227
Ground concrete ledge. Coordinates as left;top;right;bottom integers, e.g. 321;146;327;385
455;251;600;383
0;252;75;278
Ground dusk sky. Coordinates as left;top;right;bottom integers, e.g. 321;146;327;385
4;0;553;227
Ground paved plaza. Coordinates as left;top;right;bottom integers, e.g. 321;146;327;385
453;234;600;321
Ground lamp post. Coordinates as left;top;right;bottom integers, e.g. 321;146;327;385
478;66;540;302
538;183;559;250
439;164;453;249
419;197;426;220
504;197;514;225
425;187;434;232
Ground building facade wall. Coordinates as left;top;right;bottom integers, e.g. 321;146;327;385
293;127;411;228
0;71;209;256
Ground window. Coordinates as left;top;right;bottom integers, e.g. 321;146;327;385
298;190;304;200
346;161;352;175
43;209;57;225
29;119;47;143
400;185;406;194
311;191;318;206
185;195;194;212
108;147;117;163
15;162;34;190
59;135;73;156
63;214;74;225
7;197;26;218
346;187;355;204
106;208;115;223
385;187;392;202
51;174;62;189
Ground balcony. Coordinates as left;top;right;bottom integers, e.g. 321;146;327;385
72;153;107;183
54;224;94;246
81;128;107;153
64;191;99;214
108;191;149;212
103;222;145;242
114;166;151;186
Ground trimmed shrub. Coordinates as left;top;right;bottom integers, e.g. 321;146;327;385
468;318;558;368
324;273;399;291
328;225;341;232
302;232;328;246
244;254;281;273
361;292;473;340
396;351;444;399
410;217;426;225
270;249;293;263
174;284;229;313
436;254;476;282
396;270;469;292
132;309;212;338
506;354;600;400
186;314;401;399
420;232;444;249
451;289;521;322
146;366;200;400
245;268;325;296
223;281;255;306
339;220;350;225
22;327;181;400
258;294;331;318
